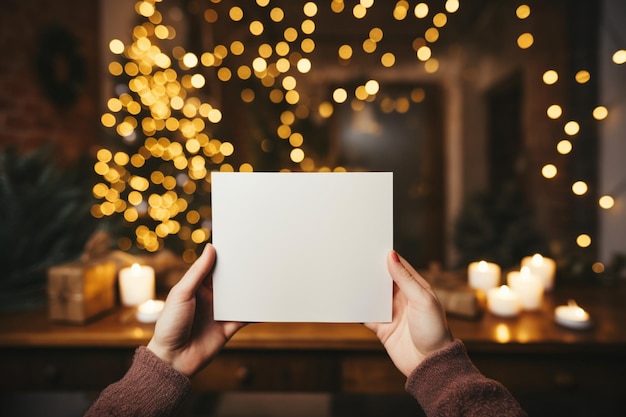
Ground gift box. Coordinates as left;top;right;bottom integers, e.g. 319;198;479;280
47;258;117;324
420;262;480;319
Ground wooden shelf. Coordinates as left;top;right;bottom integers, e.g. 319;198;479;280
1;282;625;394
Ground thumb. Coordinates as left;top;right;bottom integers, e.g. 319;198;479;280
170;244;216;301
386;251;436;302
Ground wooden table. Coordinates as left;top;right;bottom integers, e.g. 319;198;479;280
1;283;626;395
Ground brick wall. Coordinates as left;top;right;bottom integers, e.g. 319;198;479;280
0;0;99;164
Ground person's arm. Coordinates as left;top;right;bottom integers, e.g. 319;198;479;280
407;339;527;417
85;244;245;416
366;251;527;417
84;346;191;417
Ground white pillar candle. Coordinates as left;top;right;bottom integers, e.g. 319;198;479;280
554;299;591;330
119;263;156;306
487;285;521;317
468;260;501;291
507;266;544;310
136;299;165;323
521;253;556;291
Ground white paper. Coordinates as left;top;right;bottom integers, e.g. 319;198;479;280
211;172;393;323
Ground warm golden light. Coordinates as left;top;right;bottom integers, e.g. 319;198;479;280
564;121;580;136
318;101;334;118
331;0;344;13
417;45;432;61
575;70;591;84
365;79;380;95
424;58;439;73
381;52;396;67
369;27;383;42
432;13;447;28
103;0;608;255
290;148;305;163
363;38;377;53
303;2;318;17
516;5;531;19
109;39;125;54
270;7;284;22
546;104;562;119
425;27;439;43
289;132;304;147
517;33;534;49
572;181;588;196
393;2;409;20
576;234;592;248
353;4;367;19
494;323;511;344
249;21;264;36
542;164;557;179
414;3;429;18
599;195;615;209
301;19;315;35
297;58;312;73
333;88;348;103
542;70;559;85
284;27;298;42
557;140;572;155
411;88;426;102
301;38;316;53
592;262;605;274
445;0;460;13
593;106;608;120
613;49;626;64
338;44;353;60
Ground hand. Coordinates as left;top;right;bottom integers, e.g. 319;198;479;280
147;244;245;377
365;251;454;377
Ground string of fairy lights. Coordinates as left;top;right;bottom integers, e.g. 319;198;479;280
513;4;625;271
96;0;623;264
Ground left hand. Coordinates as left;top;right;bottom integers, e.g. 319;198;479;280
147;243;246;377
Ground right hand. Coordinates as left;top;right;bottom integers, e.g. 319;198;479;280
365;251;454;377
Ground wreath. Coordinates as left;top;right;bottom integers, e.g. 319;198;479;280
35;25;86;107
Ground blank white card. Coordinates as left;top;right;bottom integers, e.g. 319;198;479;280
211;172;393;323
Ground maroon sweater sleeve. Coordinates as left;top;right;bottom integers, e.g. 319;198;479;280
406;339;528;417
84;346;191;417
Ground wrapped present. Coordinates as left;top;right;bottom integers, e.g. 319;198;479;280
420;262;481;319
47;258;117;324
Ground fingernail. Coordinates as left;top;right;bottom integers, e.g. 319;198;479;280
391;250;400;263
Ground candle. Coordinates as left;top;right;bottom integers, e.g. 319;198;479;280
468;260;501;291
521;253;556;291
507;266;544;310
554;299;591;330
136;299;165;323
119;263;156;306
487;285;521;317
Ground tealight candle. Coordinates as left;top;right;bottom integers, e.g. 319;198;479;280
554;299;591;330
487;285;521;317
136;299;165;323
119;263;156;306
468;260;501;292
521;253;556;291
507;266;544;310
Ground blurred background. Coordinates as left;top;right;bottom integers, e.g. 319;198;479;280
0;0;625;415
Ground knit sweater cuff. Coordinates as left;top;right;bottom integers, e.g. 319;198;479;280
405;339;527;417
86;346;192;416
131;345;192;400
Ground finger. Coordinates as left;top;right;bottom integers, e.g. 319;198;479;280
171;244;216;300
386;251;433;302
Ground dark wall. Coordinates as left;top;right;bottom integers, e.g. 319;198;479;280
0;0;100;163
